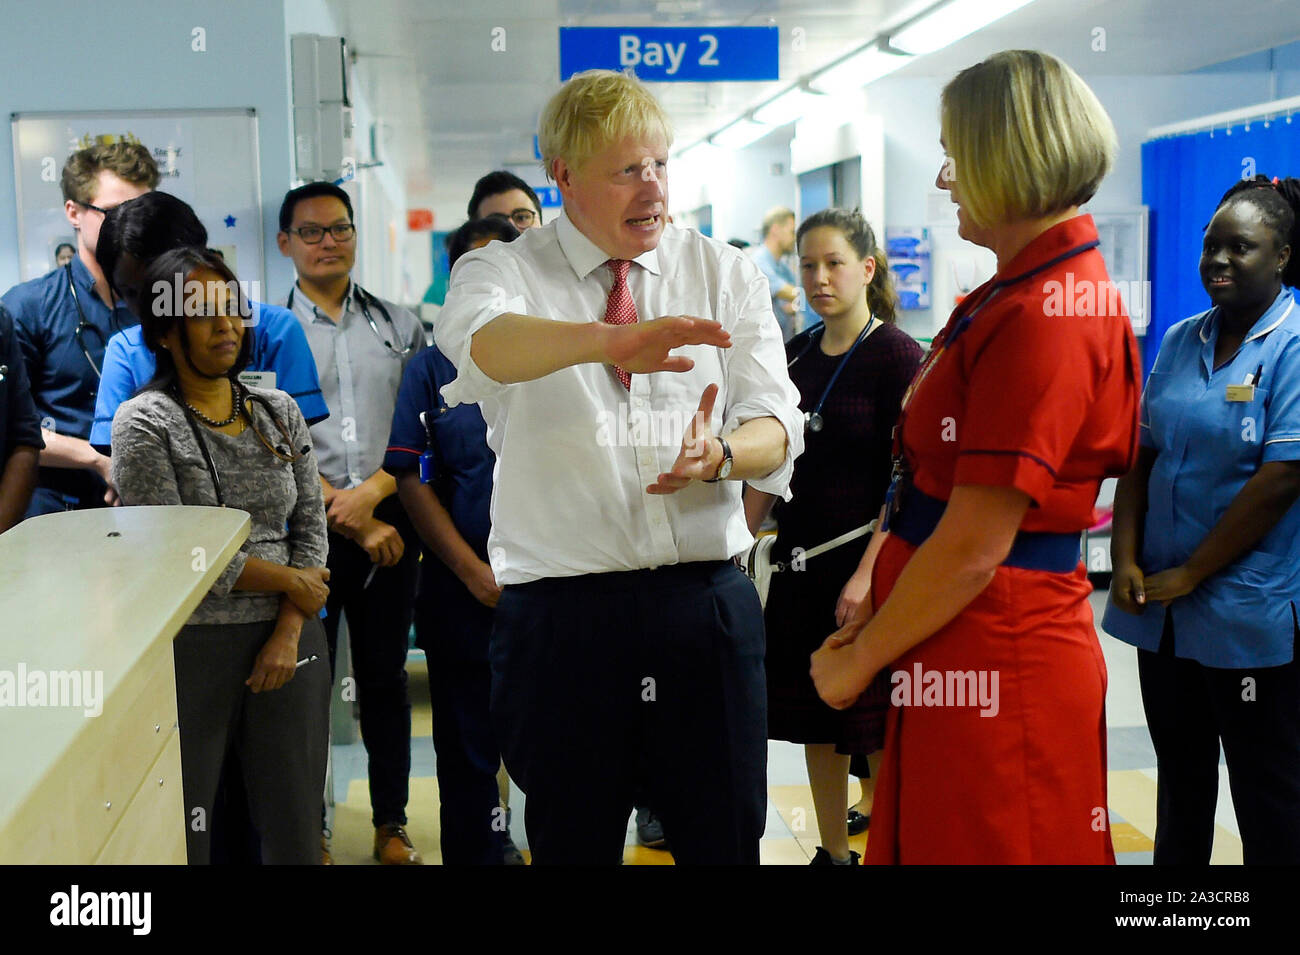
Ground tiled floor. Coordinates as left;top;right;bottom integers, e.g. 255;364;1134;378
328;589;1245;865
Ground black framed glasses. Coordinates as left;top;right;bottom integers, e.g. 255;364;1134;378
286;222;356;244
75;199;111;216
487;209;537;228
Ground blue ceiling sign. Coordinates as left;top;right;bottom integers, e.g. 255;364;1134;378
559;26;779;82
535;186;562;208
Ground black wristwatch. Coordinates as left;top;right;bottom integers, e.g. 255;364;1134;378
705;436;733;482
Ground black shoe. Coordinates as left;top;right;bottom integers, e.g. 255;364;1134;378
503;808;526;866
635;807;667;848
847;808;871;835
810;846;861;866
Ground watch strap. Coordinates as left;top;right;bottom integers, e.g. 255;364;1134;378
705;436;732;482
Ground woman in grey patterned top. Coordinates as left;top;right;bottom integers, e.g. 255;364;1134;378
110;247;330;864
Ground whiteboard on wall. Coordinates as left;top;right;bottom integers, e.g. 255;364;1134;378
11;108;264;287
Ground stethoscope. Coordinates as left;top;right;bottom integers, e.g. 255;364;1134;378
287;282;412;357
66;263;122;380
788;317;880;433
176;383;309;508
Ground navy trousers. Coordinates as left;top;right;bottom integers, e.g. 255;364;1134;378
490;560;768;865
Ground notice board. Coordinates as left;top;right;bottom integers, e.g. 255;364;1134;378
11;108;265;286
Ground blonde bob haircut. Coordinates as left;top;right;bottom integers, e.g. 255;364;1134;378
940;50;1117;229
538;69;674;179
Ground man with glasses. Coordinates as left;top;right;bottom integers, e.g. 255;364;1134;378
277;181;426;865
1;142;158;517
467;171;544;231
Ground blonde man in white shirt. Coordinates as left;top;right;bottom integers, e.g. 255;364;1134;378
436;70;802;865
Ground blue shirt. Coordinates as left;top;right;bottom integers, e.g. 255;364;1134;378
1102;288;1300;667
384;344;494;555
2;258;137;441
752;244;800;341
89;301;329;452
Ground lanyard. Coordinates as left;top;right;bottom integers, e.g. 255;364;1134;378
789;317;880;433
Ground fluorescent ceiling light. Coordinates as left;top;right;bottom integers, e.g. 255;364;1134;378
753;87;825;127
810;46;910;93
891;0;1037;56
710;119;771;150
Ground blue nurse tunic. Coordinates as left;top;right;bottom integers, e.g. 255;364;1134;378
1103;287;1300;668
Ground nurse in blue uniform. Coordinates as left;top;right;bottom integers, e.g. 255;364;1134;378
1104;175;1300;864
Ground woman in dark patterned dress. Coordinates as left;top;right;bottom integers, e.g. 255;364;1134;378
743;209;922;865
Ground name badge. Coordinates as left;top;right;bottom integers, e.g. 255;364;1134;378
1225;384;1255;402
239;370;276;390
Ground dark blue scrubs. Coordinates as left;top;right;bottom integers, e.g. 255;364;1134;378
2;259;136;516
385;344;501;864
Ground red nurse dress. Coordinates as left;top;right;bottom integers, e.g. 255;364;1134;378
863;215;1141;864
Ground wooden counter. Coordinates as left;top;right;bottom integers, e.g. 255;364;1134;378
0;506;248;864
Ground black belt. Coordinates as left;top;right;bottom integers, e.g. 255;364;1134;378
890;485;1081;573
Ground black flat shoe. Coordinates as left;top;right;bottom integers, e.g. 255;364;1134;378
810;846;861;866
846;809;871;835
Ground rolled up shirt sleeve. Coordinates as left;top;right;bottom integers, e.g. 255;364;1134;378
433;253;528;408
721;264;804;499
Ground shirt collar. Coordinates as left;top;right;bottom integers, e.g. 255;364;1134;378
66;254;98;293
292;278;357;323
995;214;1101;287
555;209;662;280
1198;287;1296;346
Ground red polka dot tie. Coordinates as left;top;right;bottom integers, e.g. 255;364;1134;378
603;259;639;389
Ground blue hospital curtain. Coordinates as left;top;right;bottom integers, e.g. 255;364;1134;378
1142;114;1300;377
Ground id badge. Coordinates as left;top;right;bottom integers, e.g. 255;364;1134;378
239;370;277;390
1225;384;1255;402
419;449;435;484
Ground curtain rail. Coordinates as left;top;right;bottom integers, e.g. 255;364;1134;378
1146;94;1300;141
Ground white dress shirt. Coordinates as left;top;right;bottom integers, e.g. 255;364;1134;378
435;211;804;585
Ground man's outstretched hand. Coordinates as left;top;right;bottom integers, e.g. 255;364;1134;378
605;316;731;375
647;383;723;494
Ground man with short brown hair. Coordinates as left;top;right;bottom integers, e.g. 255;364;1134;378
2;141;158;516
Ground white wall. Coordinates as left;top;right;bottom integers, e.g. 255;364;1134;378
0;0;295;296
283;0;428;307
852;68;1280;335
671;131;798;246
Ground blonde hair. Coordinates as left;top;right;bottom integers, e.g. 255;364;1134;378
538;70;673;178
762;206;795;237
940;50;1116;229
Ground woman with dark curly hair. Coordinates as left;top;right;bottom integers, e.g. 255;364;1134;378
1104;175;1300;865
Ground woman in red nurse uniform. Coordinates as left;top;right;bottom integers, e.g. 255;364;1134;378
811;49;1142;864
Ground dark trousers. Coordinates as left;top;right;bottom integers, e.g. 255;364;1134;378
424;648;505;865
490;560;768;865
322;497;419;827
24;467;107;518
1138;613;1300;865
174;617;330;865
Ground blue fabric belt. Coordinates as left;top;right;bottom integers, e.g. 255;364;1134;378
891;486;1081;573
